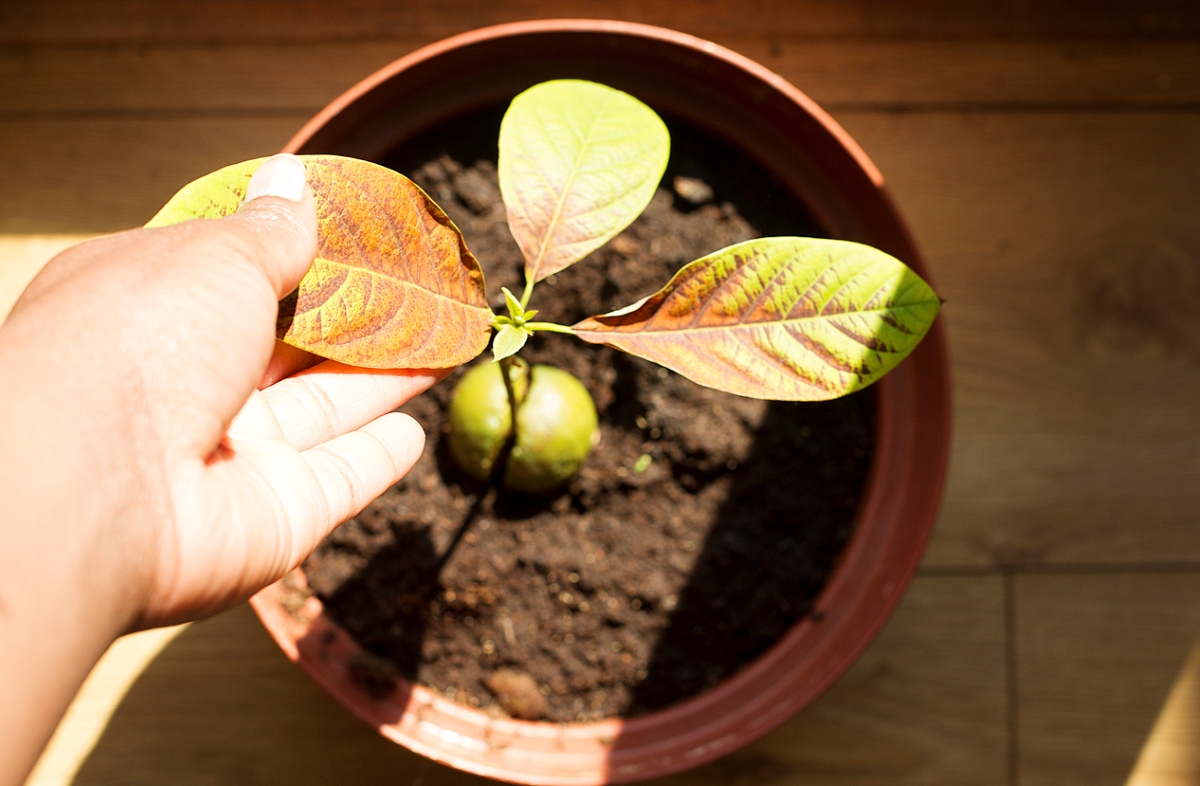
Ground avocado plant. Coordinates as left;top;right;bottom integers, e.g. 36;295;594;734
149;79;941;495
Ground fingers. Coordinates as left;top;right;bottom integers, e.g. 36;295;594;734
258;340;324;389
262;360;448;451
225;154;318;299
300;412;426;545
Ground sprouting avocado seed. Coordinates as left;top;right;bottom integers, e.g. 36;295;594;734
446;362;513;483
446;363;599;494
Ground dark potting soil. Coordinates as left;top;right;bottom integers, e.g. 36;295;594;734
299;107;876;723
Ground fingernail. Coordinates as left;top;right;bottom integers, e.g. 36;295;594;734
242;153;307;204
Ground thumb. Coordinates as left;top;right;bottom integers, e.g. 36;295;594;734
223;153;318;299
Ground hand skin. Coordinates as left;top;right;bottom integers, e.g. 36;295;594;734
0;155;444;785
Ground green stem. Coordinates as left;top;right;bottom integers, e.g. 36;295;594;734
519;276;536;310
498;355;530;438
525;322;576;335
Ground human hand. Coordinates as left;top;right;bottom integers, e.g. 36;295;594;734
0;153;442;632
0;153;449;782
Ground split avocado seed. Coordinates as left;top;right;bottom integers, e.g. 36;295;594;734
447;361;599;494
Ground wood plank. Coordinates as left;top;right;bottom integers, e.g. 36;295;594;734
54;577;1003;785
4;40;1200;115
0;41;427;115
1016;573;1200;786
4;0;1200;44
746;40;1200;110
833;111;1200;568
0;116;304;233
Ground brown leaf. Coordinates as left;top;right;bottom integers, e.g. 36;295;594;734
278;157;493;368
572;237;940;401
148;155;493;369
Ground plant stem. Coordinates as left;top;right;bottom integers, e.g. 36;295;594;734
519;276;536;309
491;355;530;488
498;355;530;436
525;322;576;335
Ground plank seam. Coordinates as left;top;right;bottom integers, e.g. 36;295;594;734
7;104;1200;122
1005;571;1019;786
919;561;1200;576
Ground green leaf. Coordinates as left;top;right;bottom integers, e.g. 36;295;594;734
147;158;264;225
492;323;531;362
147;155;493;369
572;237;941;401
499;79;670;284
501;286;525;320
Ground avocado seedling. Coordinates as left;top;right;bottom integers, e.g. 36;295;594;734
148;79;941;495
441;79;939;492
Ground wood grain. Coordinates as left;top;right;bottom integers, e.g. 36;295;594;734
55;577;1004;786
0;41;426;114
1016;573;1200;786
0;116;304;233
3;0;1200;44
835;111;1200;568
3;40;1198;115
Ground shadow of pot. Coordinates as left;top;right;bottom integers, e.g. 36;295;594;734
250;19;952;785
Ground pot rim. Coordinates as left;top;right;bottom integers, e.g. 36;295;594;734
255;18;953;785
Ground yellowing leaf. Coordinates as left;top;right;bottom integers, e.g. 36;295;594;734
499;79;669;284
147;158;264;224
572;238;941;401
147;155;493;369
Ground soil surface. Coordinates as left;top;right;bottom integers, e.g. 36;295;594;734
300;108;876;722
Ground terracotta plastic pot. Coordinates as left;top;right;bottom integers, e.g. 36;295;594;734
250;19;952;785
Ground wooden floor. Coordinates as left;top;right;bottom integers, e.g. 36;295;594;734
5;2;1200;783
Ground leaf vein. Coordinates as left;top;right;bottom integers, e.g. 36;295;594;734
528;91;619;281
